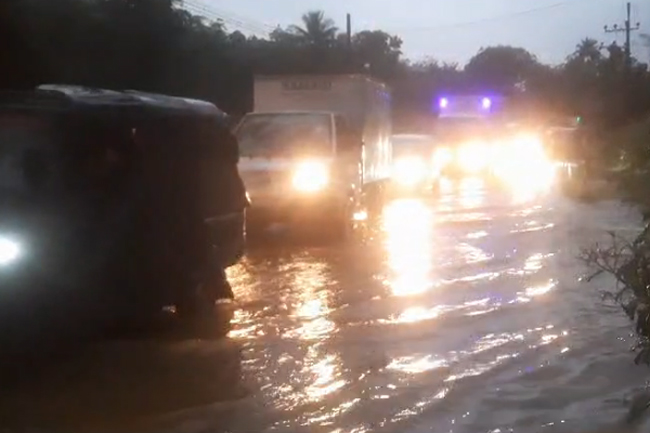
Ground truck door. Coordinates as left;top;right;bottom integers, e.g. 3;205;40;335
334;115;362;187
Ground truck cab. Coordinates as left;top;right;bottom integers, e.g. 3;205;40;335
236;110;361;220
235;75;391;237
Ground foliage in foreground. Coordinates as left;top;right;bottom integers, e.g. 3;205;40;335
581;224;650;365
581;222;650;425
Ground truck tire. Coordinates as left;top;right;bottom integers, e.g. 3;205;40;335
174;270;234;340
177;305;233;340
328;211;353;242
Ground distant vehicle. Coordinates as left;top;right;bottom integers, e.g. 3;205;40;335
235;74;391;238
0;84;247;343
432;113;500;178
390;133;437;194
431;95;551;182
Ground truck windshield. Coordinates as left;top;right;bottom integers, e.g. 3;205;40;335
392;135;434;156
434;118;498;142
236;113;332;157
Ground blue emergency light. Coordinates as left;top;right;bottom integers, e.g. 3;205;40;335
437;96;492;112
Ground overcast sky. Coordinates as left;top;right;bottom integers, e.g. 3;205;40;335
194;0;648;65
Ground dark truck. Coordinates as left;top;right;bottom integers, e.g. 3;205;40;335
0;85;247;347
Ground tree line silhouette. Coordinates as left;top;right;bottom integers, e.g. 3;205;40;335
2;0;650;134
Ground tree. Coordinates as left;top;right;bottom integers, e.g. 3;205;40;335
464;45;541;94
2;1;650;133
289;10;338;47
350;30;403;79
570;37;603;64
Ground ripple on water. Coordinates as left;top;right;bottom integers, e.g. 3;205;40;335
178;182;644;433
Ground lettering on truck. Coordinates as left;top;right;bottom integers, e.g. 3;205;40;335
281;80;332;92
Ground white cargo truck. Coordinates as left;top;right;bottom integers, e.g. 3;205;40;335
234;74;392;237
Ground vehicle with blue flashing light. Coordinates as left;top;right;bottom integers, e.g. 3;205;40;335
235;74;391;239
432;95;501;179
430;94;553;183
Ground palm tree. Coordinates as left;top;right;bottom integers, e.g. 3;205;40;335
289;10;338;47
571;38;603;63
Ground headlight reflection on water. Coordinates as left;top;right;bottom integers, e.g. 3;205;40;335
384;199;435;297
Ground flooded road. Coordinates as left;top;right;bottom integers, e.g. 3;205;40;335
2;177;649;433
164;178;646;433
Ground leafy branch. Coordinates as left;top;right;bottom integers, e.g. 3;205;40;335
580;224;650;365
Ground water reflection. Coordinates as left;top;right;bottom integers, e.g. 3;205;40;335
284;261;335;341
458;177;485;209
208;162;603;433
387;355;447;374
383;199;434;297
303;349;345;401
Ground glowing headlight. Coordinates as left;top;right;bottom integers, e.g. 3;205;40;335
492;135;555;186
458;142;489;173
499;135;547;165
393;156;427;186
292;160;329;192
433;147;453;167
513;135;544;153
0;237;20;266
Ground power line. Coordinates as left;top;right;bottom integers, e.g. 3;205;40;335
200;3;277;32
390;0;595;32
183;1;269;35
179;0;272;37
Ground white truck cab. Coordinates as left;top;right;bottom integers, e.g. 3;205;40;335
235;75;391;236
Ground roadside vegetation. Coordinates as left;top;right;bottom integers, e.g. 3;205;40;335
3;0;650;128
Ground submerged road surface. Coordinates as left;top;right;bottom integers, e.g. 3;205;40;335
1;177;649;433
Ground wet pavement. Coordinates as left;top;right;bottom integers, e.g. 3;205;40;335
2;177;650;433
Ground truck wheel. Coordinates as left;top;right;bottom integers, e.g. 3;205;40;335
177;304;233;340
175;271;233;340
244;217;263;241
329;213;352;241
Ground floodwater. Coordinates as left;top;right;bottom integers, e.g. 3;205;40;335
2;176;650;433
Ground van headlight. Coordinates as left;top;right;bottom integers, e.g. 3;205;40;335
292;160;329;192
458;141;489;173
394;156;427;186
0;237;21;266
433;147;453;167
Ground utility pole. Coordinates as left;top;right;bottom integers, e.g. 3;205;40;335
346;13;354;73
604;2;640;70
346;13;352;48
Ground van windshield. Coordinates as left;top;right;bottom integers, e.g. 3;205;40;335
0;113;57;194
236;113;333;157
0;111;135;197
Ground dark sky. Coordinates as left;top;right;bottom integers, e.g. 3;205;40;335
194;0;648;65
